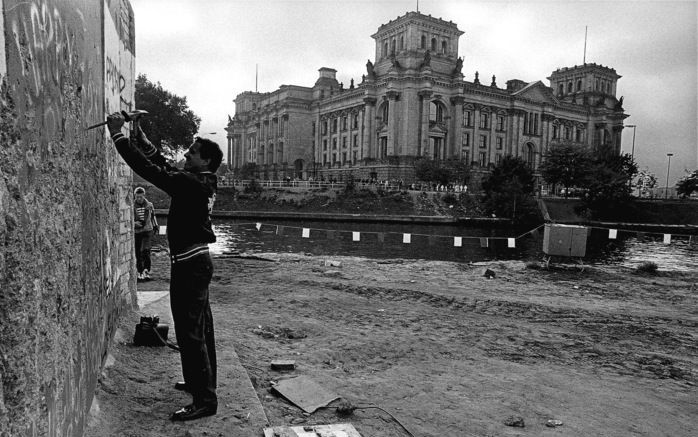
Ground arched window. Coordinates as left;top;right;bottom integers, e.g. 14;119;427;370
399;36;404;50
431;38;437;51
558;84;564;95
390;39;396;55
567;82;573;93
526;143;535;167
441;40;447;54
381;102;389;123
429;101;444;123
576;80;582;91
605;82;610;94
383;42;388;57
421;35;426;49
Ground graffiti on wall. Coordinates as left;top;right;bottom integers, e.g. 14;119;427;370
7;0;82;140
104;0;134;115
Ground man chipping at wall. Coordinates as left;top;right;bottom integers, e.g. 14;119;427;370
107;112;222;421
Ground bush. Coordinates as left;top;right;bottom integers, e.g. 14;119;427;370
635;261;658;274
442;192;457;205
244;179;263;195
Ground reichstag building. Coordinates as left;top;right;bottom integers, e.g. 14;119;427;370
225;11;627;184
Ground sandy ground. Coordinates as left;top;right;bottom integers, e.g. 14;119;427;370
86;248;698;437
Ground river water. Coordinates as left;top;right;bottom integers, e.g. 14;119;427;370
205;219;697;272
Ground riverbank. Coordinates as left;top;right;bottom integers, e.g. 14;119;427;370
87;251;698;436
138;182;698;229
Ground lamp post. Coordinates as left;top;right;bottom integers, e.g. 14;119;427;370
665;153;673;199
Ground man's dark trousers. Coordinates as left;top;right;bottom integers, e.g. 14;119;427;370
169;252;217;407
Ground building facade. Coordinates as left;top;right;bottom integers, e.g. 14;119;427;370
225;11;628;184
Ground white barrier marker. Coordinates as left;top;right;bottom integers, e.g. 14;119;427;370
453;237;462;247
302;228;310;238
403;233;411;244
352;232;360;241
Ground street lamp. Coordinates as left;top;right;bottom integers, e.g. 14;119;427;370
665;153;673;199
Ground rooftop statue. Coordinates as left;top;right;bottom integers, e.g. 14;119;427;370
366;60;376;79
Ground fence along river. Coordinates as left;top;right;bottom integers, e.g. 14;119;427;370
198;219;697;272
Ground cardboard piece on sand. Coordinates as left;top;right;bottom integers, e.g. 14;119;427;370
271;375;340;413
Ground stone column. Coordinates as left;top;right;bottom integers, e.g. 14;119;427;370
541;113;554;157
513;110;524;157
489;110;496;164
386;91;400;156
587;118;595;148
358;108;365;160
472;105;481;161
363;97;377;158
252;122;262;165
418;90;432;157
449;96;465;159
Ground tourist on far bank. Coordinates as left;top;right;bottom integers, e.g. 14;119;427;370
108;112;222;422
133;186;158;281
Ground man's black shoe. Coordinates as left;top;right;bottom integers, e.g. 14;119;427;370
174;381;190;392
170;404;217;421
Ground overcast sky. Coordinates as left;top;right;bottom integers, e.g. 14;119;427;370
130;0;697;185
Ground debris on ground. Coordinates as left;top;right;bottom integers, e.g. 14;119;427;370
546;419;564;427
252;326;307;340
323;260;343;267
271;375;340;413
271;360;296;371
503;416;525;427
263;423;362;437
484;268;496;279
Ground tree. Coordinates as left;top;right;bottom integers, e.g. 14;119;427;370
634;168;658;198
578;151;637;218
135;74;201;156
481;156;538;223
238;162;258;180
539;143;593;197
414;158;451;185
444;158;471;185
216;163;230;177
676;169;698;198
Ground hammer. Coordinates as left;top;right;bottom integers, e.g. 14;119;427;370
86;110;149;130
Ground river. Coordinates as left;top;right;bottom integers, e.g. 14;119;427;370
203;219;697;272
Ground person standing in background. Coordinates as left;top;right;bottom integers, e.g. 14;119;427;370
133;186;158;281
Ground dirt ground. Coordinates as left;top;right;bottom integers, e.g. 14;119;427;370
86;248;697;437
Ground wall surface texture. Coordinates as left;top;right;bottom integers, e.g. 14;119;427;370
0;1;135;435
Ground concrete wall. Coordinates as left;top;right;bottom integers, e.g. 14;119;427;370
0;1;135;436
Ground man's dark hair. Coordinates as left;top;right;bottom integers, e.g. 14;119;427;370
196;137;223;172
